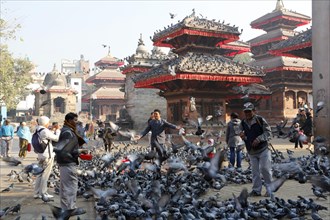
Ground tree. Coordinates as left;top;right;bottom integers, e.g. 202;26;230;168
0;17;34;110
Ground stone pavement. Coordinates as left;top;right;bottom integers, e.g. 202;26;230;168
0;137;329;220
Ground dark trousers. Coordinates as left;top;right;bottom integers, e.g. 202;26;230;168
151;141;166;159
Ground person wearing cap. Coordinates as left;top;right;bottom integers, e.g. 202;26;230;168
226;112;243;169
16;122;32;158
240;102;272;197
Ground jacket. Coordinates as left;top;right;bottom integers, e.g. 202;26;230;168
54;125;80;165
241;115;271;155
140;119;177;144
226;118;243;148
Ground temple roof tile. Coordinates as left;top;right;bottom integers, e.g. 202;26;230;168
152;12;241;43
270;28;311;53
249;28;295;45
133;52;264;83
249;56;312;70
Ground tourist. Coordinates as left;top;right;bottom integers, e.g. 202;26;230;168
301;111;313;149
292;122;303;149
137;109;182;163
226;112;243;169
54;112;87;216
240;102;272;197
0;119;14;157
17;122;32;159
103;127;116;152
34;116;60;199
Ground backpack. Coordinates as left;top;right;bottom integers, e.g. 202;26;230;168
31;128;49;153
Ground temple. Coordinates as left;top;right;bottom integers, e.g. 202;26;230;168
121;34;173;130
34;64;77;117
248;0;312;122
84;50;126;121
133;10;269;124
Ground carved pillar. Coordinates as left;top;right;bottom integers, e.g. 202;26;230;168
313;0;330;140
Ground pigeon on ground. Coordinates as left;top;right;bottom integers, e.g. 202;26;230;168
1;183;14;193
2;157;22;166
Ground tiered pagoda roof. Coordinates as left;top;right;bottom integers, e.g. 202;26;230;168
249;28;294;47
228;83;272;100
250;56;312;73
87;86;124;100
94;53;124;68
250;0;311;31
134;11;265;92
134;52;264;89
85;69;125;84
152;11;241;49
217;40;250;57
269;28;312;59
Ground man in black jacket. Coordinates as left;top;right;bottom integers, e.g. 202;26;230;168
240;102;272;197
54;112;87;216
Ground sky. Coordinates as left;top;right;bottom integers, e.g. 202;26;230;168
2;0;312;73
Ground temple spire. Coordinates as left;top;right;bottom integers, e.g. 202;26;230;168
138;33;145;46
274;0;285;11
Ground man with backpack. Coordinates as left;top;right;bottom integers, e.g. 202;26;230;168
34;116;60;199
240;102;272;197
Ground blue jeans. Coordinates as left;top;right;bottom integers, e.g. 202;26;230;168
230;147;242;168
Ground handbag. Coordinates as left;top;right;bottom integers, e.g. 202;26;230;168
27;143;32;152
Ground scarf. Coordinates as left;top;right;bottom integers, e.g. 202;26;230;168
64;120;86;147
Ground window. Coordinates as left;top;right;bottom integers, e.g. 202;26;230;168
74;82;79;85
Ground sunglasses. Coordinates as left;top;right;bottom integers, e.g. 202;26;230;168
244;110;252;113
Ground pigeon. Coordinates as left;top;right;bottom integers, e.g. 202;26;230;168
308;175;330;192
42;193;55;203
312;187;327;200
109;121;120;133
24;163;44;175
265;175;288;199
118;129;136;141
90;187;118;200
8;204;21;214
1;183;14;192
315;101;325;116
2;157;22;166
169;13;177;19
49;204;72;220
0;207;10;218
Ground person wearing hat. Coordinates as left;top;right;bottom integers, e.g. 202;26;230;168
240;102;272;197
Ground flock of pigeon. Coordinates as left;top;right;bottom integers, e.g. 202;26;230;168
0;121;329;220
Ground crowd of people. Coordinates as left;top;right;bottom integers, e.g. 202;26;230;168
0;113;89;216
0;102;317;217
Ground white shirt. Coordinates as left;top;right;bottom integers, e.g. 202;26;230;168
36;126;60;160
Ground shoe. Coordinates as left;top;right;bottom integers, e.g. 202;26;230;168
248;191;261;197
34;194;42;199
70;207;86;216
264;192;270;197
43;193;54;198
